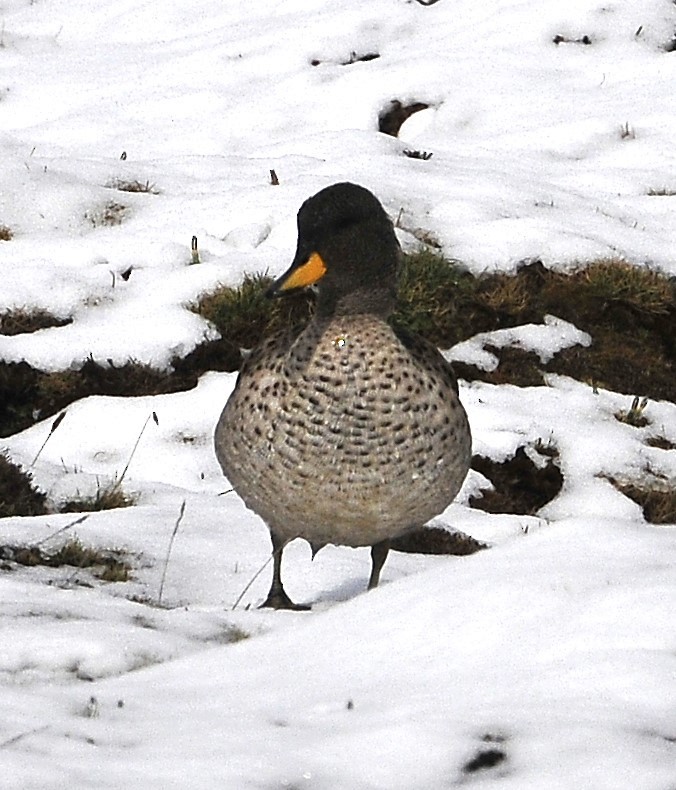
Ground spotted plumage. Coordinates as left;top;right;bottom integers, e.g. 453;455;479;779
215;182;471;609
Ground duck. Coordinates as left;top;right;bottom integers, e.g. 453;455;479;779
214;182;471;609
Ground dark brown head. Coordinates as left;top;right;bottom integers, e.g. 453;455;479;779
267;182;401;317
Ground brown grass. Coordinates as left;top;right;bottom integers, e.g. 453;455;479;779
4;537;130;581
378;100;430;137
607;477;676;525
645;436;676;451
106;178;160;195
0;453;47;517
646;187;676;197
469;446;563;515
59;481;137;513
448;259;674;400
0;309;71;336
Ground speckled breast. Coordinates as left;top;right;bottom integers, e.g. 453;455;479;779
215;314;471;548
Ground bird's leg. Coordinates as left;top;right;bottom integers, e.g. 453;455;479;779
260;531;310;611
368;539;390;590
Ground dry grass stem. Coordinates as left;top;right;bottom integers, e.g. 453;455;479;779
158;499;186;605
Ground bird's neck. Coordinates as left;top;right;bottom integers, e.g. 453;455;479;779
316;285;396;319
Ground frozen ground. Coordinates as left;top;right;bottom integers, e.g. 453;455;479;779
0;0;675;787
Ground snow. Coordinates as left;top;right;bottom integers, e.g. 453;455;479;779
447;315;592;370
1;0;675;787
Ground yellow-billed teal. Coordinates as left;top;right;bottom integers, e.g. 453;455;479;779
215;183;471;609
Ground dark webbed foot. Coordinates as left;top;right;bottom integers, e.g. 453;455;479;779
260;589;311;611
262;530;311;610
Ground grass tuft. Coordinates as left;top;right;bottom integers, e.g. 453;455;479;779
579;259;672;316
191;235;200;265
615;396;649;428
477;271;531;317
4;537;131;581
392;249;473;345
106;178;160;195
0;224;13;241
553;34;592;46
463;747;508;774
403;149;433;160
225;625;250;643
0;453;48;517
608;477;676;525
59;479;137;513
620;122;635;140
196;272;314;351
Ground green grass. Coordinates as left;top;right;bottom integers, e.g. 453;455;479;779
615;396;650;428
196;271;314;350
392;249;475;345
